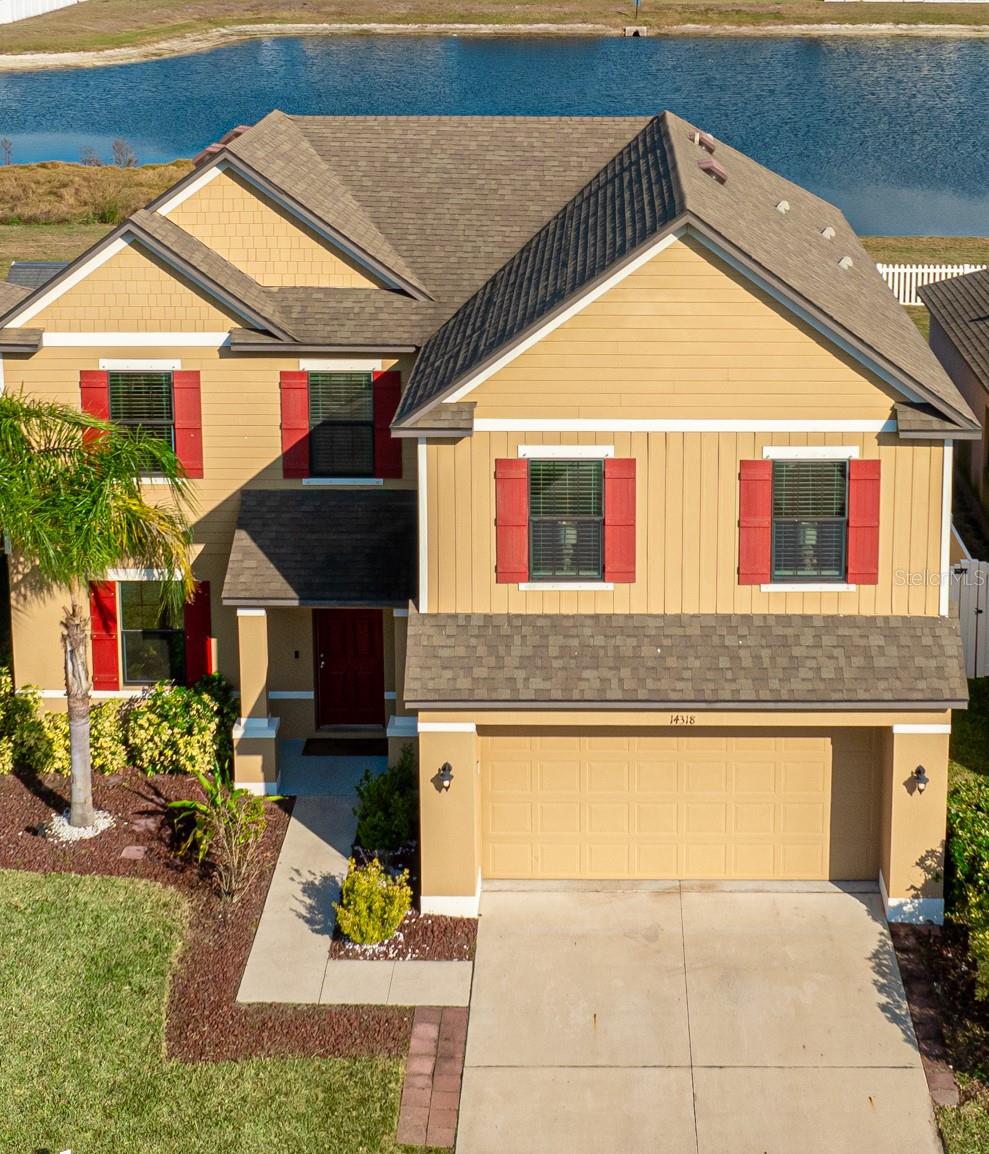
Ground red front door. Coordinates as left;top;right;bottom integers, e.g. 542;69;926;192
314;609;385;727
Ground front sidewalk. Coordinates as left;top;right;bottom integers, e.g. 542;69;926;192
238;787;471;1007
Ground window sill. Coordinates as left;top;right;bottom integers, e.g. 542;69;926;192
518;581;615;592
140;475;171;486
760;582;857;593
301;477;384;487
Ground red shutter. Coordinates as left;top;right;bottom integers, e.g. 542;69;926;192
183;580;213;685
172;370;204;478
80;369;109;446
604;458;636;583
847;458;881;585
738;459;772;585
280;371;310;478
89;581;119;691
373;370;403;479
495;459;529;583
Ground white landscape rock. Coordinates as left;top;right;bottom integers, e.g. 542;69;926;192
46;808;114;842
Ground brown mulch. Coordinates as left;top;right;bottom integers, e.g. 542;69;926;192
0;770;412;1060
919;920;989;1081
330;909;477;961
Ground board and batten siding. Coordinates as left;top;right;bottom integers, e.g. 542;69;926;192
425;429;942;617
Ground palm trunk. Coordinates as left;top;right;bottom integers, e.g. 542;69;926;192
62;583;94;828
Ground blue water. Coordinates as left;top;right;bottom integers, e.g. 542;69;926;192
0;34;986;234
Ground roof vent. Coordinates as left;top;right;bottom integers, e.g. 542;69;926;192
776;200;790;215
821;226;836;240
690;130;717;154
838;255;854;271
698;158;728;185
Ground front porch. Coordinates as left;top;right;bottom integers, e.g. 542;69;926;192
221;488;418;792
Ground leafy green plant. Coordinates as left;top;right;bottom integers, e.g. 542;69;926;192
948;775;989;997
167;766;270;900
353;744;418;853
125;683;219;776
333;857;412;945
190;672;238;773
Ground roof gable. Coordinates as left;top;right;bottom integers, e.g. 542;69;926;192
921;267;989;395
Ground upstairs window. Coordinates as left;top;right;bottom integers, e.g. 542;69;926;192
771;460;848;582
528;459;604;581
308;371;374;477
108;371;175;449
119;581;185;685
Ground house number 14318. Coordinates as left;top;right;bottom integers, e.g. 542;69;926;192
669;714;696;726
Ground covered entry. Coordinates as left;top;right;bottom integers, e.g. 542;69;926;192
480;729;881;882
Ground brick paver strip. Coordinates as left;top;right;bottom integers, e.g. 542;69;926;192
396;1006;468;1149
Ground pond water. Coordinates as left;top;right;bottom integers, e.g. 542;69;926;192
0;34;986;234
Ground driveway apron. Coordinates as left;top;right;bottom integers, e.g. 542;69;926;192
457;887;942;1154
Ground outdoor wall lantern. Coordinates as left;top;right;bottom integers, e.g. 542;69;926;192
914;766;930;794
432;762;455;793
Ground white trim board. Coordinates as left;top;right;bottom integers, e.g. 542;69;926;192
762;445;860;460
518;444;615;459
156;159;225;214
418;721;476;733
100;358;181;371
43;332;231;348
299;358;382;372
443;228;686;403
301;477;384;487
236;608;266;617
417;438;429;614
519;581;615;592
761;583;856;593
879;871;944;925
940;440;953;617
236;780;282;797
6;236;129;326
106;567;182;581
891;723;951;734
474;418;897;434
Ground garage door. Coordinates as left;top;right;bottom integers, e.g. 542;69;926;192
480;730;880;881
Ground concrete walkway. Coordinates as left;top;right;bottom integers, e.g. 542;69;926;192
238;757;472;1006
457;886;942;1154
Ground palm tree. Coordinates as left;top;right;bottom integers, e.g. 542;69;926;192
0;393;194;828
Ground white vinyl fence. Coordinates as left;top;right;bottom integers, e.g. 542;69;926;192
0;0;84;23
877;263;988;307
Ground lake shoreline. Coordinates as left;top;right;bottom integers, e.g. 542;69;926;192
3;19;989;73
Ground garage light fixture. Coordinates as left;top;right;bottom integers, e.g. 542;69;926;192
914;766;929;794
433;762;455;793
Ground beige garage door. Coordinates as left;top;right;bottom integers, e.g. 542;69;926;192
480;730;880;881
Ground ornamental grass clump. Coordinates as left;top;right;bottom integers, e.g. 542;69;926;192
334;858;412;945
167;766;269;900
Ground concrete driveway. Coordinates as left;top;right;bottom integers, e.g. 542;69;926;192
457;885;942;1154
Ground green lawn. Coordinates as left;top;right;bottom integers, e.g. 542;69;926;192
0;869;410;1154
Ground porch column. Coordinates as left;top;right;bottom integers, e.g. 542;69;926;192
232;608;280;793
880;725;950;923
387;608;416;763
417;720;481;916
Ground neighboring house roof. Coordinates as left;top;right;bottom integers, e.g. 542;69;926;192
6;261;68;289
395;111;977;433
0;281;29;314
921;266;989;394
404;611;968;709
222;489;417;607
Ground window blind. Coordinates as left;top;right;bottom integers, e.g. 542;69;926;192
529;459;604;580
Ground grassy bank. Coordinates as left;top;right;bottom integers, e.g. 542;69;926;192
0;869;410;1153
1;1;989;58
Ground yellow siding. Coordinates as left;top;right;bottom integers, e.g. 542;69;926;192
167;169;382;289
425;430;943;616
470;236;899;420
4;344;416;699
27;241;242;332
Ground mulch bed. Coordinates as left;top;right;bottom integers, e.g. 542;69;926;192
918;921;989;1082
0;770;412;1061
330;909;477;961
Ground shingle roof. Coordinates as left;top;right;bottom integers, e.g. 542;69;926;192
0;282;29;314
222;489;416;606
921;267;989;394
6;261;68;289
404;611;967;709
396;111;976;432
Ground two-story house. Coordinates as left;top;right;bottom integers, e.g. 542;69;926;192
0;111;973;924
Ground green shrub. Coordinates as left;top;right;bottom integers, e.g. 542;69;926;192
353;744;418;852
190;672;238;773
90;701;128;775
125;683;219;776
167;766;270;900
948;775;989;997
334;857;412;945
